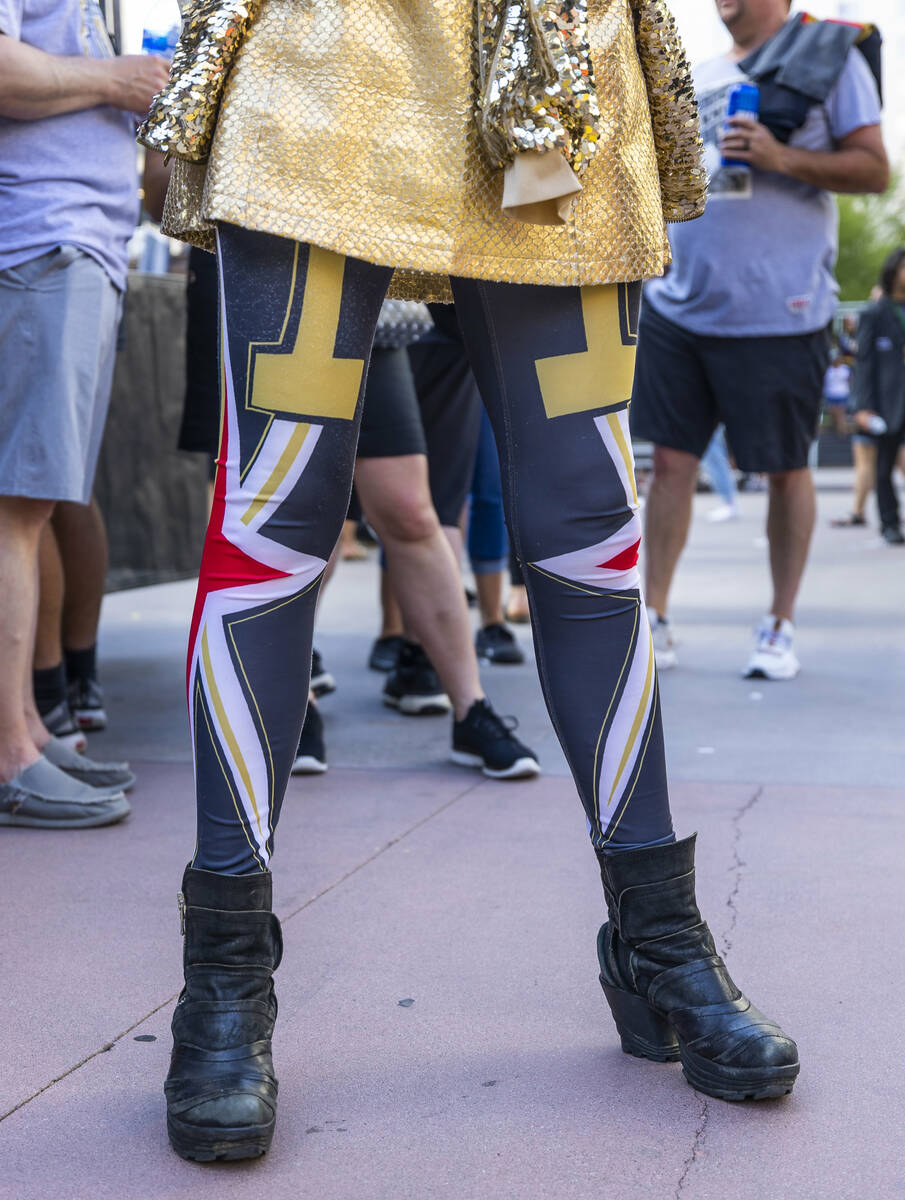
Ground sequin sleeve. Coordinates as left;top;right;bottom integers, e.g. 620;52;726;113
475;1;601;181
136;0;263;163
629;0;707;223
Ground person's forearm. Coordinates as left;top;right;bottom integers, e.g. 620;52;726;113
0;36;112;119
775;144;888;195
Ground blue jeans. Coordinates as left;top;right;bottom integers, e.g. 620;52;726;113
468;407;508;574
700;426;737;507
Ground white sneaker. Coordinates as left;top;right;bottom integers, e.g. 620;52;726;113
707;502;739;523
648;608;678;670
743;616;800;681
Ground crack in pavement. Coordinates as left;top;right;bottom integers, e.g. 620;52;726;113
672;784;763;1195
675;1094;709;1198
722;785;763;958
0;774;485;1125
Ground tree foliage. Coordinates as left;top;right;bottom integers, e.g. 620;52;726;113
836;171;905;302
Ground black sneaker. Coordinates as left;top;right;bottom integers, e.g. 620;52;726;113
311;648;336;697
475;623;526;665
67;676;107;731
451;699;540;780
882;524;905;545
383;641;451;715
291;703;327;774
368;634;405;673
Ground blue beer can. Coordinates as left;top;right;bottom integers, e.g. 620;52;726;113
721;82;760;169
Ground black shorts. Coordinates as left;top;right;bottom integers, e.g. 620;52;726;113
179;246;222;455
630;302;831;473
356;347;427;459
357;317;482;527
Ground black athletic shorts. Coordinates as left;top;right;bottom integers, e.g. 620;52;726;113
356;347;427;459
630;301;831;473
357;309;482;527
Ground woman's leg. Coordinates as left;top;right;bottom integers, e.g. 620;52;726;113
189;225;391;873
469;408;511;628
167;226;390;1164
852;438;876;520
451;276;799;1102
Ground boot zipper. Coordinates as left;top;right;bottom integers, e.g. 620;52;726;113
177;890;186;935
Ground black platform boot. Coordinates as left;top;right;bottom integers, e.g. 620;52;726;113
596;835;799;1102
164;866;282;1161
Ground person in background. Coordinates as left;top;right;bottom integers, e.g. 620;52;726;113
852;247;905;545
823;350;853;436
831;423;878;529
0;0;167;827
837;311;859;361
505;551;531;625
34;499;110;740
297;334;540;780
467;400;524;665
632;0;888;679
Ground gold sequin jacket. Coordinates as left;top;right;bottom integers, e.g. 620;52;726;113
161;0;706;300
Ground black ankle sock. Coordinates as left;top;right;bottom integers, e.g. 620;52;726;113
33;662;67;717
64;644;97;685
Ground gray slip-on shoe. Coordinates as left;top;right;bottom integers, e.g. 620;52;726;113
42;735;136;793
0;757;130;829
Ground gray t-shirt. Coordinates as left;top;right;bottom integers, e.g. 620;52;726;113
645;45;882;338
0;0;138;289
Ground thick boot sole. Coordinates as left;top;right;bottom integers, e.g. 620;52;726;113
601;980;799;1101
167;1112;275;1162
600;980;680;1062
679;1045;799;1103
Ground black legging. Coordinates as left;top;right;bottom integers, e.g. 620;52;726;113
188;224;672;873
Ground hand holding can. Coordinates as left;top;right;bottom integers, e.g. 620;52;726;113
721;82;760;170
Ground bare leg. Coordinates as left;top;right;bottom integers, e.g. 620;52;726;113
31;525;65;747
0;496;54;780
852;440;877;520
441;522;465;568
35;523;64;671
643;446;700;618
475;569;505;628
339;518;368;560
379;569;404;638
767;468;816;623
53;498;108;651
505;582;530;623
355;455;483;719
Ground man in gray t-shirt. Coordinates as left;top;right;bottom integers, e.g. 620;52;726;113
631;0;887;682
0;3;168;828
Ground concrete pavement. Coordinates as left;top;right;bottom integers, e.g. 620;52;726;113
1;472;903;1199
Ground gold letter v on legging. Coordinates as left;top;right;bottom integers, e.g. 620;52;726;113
450;276;673;851
187;225;391;873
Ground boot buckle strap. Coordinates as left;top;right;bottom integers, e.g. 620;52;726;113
648;956;739;1014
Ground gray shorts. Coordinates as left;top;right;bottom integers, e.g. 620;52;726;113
0;246;122;503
